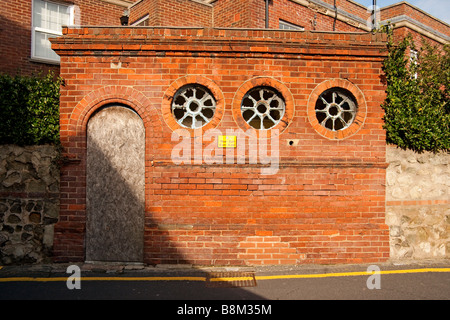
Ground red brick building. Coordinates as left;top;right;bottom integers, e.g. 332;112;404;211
2;0;449;265
1;0;448;77
52;26;390;265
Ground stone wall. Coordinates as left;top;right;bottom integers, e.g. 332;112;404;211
386;146;450;260
0;145;60;264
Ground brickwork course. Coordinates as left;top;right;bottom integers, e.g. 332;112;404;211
1;0;449;266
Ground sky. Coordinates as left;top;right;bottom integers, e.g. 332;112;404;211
355;0;450;24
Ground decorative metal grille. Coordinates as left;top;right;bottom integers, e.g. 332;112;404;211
241;86;286;130
315;88;357;131
206;272;257;288
171;84;216;129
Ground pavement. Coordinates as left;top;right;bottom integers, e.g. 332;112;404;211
1;259;449;301
1;258;449;278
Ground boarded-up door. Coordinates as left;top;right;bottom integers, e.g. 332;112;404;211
86;106;145;262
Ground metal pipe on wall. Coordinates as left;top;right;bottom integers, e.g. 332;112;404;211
333;0;337;31
373;0;377;30
265;0;269;28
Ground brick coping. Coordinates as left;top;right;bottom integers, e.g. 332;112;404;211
57;25;387;43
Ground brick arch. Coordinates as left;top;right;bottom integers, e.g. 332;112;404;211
232;77;295;137
56;86;160;263
70;86;161;137
307;79;367;140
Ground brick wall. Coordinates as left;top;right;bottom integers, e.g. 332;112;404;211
213;0;264;28
211;0;368;30
381;2;450;47
52;27;390;265
319;0;369;19
129;0;154;25
271;0;368;31
128;0;369;30
130;0;213;27
381;2;449;38
75;0;132;26
158;0;213;27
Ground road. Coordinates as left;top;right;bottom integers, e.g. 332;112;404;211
0;262;449;302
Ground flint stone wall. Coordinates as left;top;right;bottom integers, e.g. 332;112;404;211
0;145;59;264
386;146;450;260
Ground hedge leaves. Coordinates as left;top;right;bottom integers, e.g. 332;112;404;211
0;72;62;146
381;28;449;153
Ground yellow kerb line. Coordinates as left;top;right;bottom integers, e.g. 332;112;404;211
0;268;449;283
0;276;206;282
255;268;450;280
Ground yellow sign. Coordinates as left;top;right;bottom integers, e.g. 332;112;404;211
218;136;236;148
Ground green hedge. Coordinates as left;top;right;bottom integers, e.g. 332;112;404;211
381;28;449;153
0;72;62;146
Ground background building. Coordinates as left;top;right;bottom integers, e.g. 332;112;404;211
1;0;448;76
0;0;137;75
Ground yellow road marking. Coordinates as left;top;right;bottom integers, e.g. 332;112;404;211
0;276;206;282
83;276;207;282
255;268;450;280
0;277;70;282
0;268;448;283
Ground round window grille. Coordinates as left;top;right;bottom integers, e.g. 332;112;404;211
241;86;286;130
315;88;357;131
171;84;216;129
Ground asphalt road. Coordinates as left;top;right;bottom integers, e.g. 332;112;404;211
0;262;449;302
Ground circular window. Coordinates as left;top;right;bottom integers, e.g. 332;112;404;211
241;86;286;130
315;88;357;131
232;77;294;136
171;84;216;129
307;79;366;140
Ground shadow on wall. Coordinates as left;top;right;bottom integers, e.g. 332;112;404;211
84;104;206;264
86;105;145;262
85;104;265;299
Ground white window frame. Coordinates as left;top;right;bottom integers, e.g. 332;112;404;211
131;14;149;26
279;19;304;31
31;0;74;64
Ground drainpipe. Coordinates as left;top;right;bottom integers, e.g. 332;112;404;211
333;0;337;31
265;0;269;28
372;0;377;31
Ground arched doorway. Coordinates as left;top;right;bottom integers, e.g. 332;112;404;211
85;105;145;262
